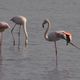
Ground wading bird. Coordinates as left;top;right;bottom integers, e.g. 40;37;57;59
0;22;10;46
10;16;28;47
42;19;80;66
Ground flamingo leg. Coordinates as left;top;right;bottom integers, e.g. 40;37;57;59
11;24;16;45
18;25;21;49
0;33;3;54
54;41;58;67
0;33;3;46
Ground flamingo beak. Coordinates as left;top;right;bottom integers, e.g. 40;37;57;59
42;23;44;28
42;20;47;28
10;17;14;21
10;18;12;21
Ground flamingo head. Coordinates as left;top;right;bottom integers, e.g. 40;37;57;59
10;17;15;22
42;19;50;28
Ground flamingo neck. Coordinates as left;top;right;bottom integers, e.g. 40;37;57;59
44;22;50;41
23;21;28;45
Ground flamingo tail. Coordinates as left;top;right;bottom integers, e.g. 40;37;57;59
69;42;80;50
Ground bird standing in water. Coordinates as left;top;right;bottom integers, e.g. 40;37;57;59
0;22;10;46
10;16;28;47
42;19;80;66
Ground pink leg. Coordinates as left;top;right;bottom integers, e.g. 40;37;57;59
11;24;16;45
54;42;58;67
0;33;3;46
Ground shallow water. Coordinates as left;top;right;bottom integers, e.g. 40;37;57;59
0;0;80;80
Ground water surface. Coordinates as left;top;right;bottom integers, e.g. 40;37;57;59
0;0;80;80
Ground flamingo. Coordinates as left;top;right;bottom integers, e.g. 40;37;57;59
0;22;10;46
42;19;80;66
10;16;28;47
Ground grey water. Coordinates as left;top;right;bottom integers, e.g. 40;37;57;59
0;0;80;80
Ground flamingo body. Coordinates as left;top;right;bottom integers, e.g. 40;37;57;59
42;19;72;43
42;19;72;66
10;16;27;25
10;16;28;46
47;31;65;41
0;22;10;32
0;21;10;46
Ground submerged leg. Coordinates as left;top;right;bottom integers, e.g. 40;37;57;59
54;42;58;68
0;33;3;54
18;25;21;49
22;25;28;47
11;24;16;45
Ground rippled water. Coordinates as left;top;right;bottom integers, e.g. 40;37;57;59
0;0;80;80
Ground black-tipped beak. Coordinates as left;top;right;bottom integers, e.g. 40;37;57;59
10;18;12;21
10;17;14;21
42;20;47;28
42;23;44;28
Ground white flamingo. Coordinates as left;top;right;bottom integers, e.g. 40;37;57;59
0;22;10;46
42;19;80;66
10;16;28;47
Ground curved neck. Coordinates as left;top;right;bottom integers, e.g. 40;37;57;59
44;21;50;40
23;21;28;45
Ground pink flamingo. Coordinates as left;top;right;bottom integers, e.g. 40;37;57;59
10;16;28;47
42;19;80;66
0;22;10;46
